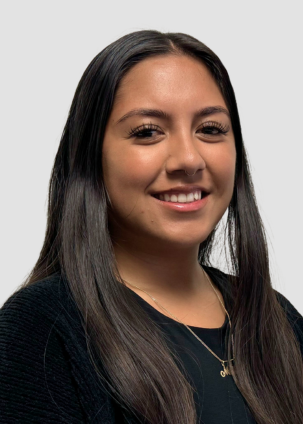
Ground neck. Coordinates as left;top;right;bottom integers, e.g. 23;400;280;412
112;238;209;300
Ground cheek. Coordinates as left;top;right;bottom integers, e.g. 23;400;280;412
102;143;162;205
208;144;236;196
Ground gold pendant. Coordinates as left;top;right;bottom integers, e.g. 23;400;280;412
220;362;230;378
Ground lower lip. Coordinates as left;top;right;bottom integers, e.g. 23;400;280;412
152;194;209;212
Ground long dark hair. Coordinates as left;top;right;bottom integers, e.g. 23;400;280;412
21;30;303;423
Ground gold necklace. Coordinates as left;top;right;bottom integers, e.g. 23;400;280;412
124;268;235;378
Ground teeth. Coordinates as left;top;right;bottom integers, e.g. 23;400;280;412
178;194;187;203
187;193;194;202
158;191;202;203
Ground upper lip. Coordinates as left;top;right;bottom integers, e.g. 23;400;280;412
151;185;210;196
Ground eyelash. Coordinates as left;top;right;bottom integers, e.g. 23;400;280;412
127;121;229;139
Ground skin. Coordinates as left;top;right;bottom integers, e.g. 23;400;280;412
102;54;236;327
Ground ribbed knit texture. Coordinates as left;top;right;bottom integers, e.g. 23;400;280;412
0;276;117;423
1;269;302;423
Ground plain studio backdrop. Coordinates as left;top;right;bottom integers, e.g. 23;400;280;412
0;1;302;313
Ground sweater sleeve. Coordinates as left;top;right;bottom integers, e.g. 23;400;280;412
0;286;86;424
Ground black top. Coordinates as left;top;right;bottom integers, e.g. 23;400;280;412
126;287;255;423
0;267;303;423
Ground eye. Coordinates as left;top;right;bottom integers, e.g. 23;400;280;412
127;123;163;139
198;121;230;137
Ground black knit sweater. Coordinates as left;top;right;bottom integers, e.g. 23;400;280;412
1;268;302;423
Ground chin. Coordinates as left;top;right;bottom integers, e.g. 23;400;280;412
152;229;212;248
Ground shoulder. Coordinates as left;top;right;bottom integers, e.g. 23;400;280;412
1;273;80;326
1;273;69;307
273;289;303;319
204;265;303;348
0;273;86;359
0;275;89;422
204;265;303;319
0;274;115;422
273;289;303;346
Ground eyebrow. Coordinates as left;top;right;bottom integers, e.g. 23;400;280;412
116;106;230;125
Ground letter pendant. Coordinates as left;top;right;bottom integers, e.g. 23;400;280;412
220;362;230;378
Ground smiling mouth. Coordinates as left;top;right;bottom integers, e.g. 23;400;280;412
153;190;207;204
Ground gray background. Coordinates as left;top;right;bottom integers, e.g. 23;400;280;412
0;0;302;312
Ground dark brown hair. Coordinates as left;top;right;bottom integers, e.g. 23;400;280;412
21;30;303;423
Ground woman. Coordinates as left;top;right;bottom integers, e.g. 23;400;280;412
0;30;302;424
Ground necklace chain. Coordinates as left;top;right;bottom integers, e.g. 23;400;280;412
124;268;235;378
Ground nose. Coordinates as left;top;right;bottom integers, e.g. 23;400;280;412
165;131;206;176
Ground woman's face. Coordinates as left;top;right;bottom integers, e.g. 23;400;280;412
102;54;236;249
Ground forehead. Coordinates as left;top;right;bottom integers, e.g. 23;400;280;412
112;54;226;115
